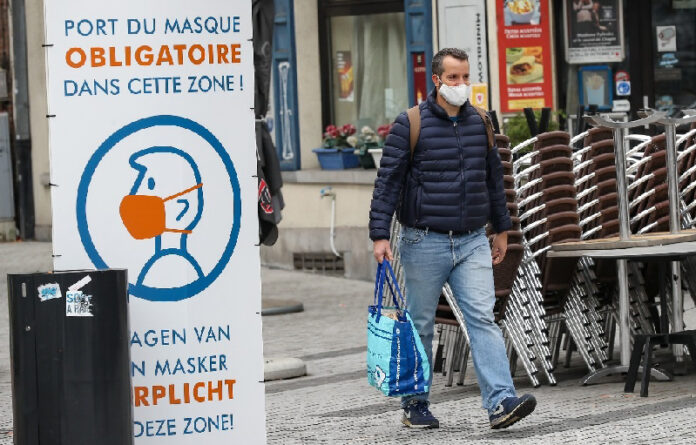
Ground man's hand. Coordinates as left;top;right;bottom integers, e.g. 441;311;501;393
373;239;394;264
491;232;508;265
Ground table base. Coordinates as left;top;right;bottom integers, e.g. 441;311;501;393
580;365;672;386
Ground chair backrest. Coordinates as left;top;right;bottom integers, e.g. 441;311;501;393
498;147;512;163
583;127;613;147
590;139;615;158
542;184;577;202
592;152;616;170
594;165;616;184
534;144;573;162
495;134;510;148
534;131;571;149
544;198;579;215
597;178;617;196
542;171;576;188
538;157;574;176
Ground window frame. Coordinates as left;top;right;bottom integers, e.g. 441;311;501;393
317;0;406;130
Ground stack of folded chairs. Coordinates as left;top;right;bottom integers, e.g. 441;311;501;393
433;134;551;387
514;131;611;374
679;123;696;307
391;120;696;390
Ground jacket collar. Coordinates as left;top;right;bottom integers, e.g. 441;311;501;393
426;88;472;120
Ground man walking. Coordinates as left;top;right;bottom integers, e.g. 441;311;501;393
369;48;536;429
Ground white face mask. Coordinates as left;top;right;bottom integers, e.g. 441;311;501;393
437;77;470;107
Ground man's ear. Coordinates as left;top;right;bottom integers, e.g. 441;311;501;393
431;74;440;86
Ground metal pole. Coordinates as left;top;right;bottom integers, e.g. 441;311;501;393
612;127;631;241
663;123;681;234
617;259;631;366
664;122;684;366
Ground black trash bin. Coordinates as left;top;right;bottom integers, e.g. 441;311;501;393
7;269;133;445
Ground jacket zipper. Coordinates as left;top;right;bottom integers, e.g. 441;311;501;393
454;120;464;225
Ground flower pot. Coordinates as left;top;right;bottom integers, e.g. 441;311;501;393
368;148;383;168
312;147;360;170
355;151;376;169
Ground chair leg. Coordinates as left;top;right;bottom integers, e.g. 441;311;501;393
640;338;654;397
625;335;646;393
686;339;696;370
564;338;575;368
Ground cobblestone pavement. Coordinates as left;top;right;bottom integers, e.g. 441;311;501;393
2;242;696;444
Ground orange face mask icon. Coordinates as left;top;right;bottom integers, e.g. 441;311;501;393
120;183;203;240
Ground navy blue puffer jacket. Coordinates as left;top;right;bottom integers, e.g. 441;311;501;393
369;89;512;240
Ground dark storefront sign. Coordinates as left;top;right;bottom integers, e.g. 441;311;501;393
563;0;624;64
496;0;555;112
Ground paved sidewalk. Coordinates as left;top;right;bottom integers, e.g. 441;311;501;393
2;242;696;444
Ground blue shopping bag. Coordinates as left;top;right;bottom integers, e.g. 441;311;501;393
367;260;430;397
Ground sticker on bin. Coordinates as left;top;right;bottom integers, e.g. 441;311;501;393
68;275;92;291
66;290;93;317
37;283;62;302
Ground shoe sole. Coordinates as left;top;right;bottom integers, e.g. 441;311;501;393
402;417;440;429
490;397;536;430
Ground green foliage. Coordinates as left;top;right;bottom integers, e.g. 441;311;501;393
503;110;565;152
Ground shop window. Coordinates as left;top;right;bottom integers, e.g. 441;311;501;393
651;0;696;112
319;1;408;131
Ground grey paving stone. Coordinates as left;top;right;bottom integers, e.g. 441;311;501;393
2;242;696;444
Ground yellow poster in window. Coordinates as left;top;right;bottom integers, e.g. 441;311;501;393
470;83;488;110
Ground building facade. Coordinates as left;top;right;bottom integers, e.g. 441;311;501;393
5;0;696;281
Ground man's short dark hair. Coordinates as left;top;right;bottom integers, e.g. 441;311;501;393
432;48;469;77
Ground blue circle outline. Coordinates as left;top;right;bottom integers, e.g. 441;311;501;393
76;115;242;302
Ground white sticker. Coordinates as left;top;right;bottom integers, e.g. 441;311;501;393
37;283;62;302
68;275;92;291
66;290;93;317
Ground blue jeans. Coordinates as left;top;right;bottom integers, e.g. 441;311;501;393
398;226;516;413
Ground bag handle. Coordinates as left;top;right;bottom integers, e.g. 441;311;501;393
373;261;386;306
383;260;405;308
373;260;406;323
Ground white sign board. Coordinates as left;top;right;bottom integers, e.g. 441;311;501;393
437;0;489;85
43;1;265;443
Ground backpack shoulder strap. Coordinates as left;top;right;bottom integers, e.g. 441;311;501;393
472;105;495;151
406;105;421;161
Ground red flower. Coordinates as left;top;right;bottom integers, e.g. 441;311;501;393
324;124;339;138
377;124;392;139
341;124;356;137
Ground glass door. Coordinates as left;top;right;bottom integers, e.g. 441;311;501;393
651;0;696;113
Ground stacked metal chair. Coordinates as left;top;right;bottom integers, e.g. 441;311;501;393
431;134;553;388
568;128;653;369
678;122;696;313
512;131;610;375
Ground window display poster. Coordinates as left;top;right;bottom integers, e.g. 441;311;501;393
413;53;427;104
579;67;612;109
496;0;554;112
336;51;354;101
43;1;266;443
657;26;677;52
564;0;624;63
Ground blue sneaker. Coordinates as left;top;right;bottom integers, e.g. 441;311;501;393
402;401;440;429
489;394;536;429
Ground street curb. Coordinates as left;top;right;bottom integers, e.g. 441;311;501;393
264;357;307;381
